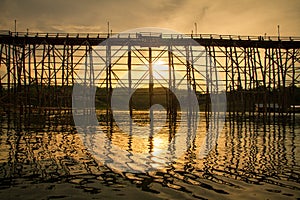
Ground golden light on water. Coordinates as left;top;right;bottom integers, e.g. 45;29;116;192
110;121;170;157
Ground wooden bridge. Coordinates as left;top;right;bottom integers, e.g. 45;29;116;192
0;31;299;118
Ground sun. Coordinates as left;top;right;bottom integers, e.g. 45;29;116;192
152;60;169;80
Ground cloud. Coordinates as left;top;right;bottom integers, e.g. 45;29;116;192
0;0;299;36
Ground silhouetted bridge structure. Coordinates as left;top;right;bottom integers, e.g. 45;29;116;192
0;31;299;118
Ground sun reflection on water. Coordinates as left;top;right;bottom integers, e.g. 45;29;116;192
0;112;300;199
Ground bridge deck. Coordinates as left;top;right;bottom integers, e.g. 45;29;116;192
0;31;300;48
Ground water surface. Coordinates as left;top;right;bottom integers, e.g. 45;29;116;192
0;111;299;199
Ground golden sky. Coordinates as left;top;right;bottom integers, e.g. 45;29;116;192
0;0;299;36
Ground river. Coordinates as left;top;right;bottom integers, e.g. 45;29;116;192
0;111;299;199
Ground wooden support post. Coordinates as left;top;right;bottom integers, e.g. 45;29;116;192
205;46;210;116
71;45;74;86
168;46;173;120
282;49;288;115
243;48;247;114
190;46;197;93
230;46;235;116
233;47;240;114
7;45;11;110
12;45;17;113
27;44;31;114
106;42;112;124
128;45;132;117
168;46;176;122
48;45;51;107
267;49;272;116
22;45;27;115
186;45;192;115
32;45;39;107
149;47;153;131
276;48;282;116
52;45;57;107
291;49;295;121
249;48;253;115
271;49;276;117
41;44;46;107
66;45;69;87
62;44;66;87
225;47;229;115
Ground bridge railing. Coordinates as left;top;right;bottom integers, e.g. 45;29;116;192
2;30;300;42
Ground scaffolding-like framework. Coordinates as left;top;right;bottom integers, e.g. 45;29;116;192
0;31;299;118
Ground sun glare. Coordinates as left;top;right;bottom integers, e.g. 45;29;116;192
152;60;169;80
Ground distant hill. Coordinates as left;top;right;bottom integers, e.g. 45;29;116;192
96;87;180;110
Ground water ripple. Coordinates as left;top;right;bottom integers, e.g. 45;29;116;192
0;112;299;199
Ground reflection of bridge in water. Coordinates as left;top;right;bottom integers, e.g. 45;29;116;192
0;111;299;199
0;31;300;120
